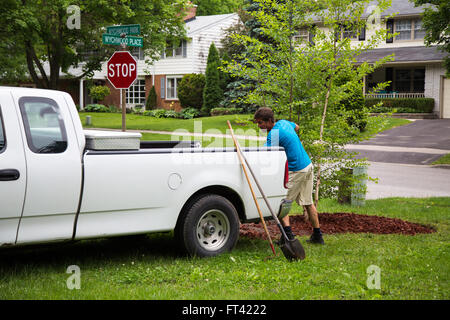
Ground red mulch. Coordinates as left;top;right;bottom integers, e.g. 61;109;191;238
239;213;435;240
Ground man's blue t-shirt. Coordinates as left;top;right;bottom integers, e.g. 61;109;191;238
264;120;311;171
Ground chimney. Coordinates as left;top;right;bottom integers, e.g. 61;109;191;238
184;3;197;22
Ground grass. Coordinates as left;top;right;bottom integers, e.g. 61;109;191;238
79;113;259;135
432;154;450;165
1;197;448;300
78;112;411;140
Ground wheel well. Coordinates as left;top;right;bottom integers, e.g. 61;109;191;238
178;186;246;225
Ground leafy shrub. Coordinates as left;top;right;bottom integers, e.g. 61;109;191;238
89;85;111;102
178;74;205;109
84;104;110;112
143;107;201;119
180;107;201;119
210;107;243;116
366;98;434;113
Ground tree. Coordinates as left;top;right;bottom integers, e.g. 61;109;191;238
224;0;395;205
414;0;450;76
202;43;223;114
146;85;157;110
193;0;244;15
0;0;187;88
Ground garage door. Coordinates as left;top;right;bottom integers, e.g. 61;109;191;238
442;77;450;119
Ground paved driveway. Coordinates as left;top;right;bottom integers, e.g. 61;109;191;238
346;119;450;199
347;119;450;165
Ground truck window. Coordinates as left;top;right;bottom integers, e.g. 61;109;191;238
19;97;68;154
0;108;5;152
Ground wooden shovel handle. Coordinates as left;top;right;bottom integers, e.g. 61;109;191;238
227;121;276;255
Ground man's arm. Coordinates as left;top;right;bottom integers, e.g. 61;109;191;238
294;124;299;132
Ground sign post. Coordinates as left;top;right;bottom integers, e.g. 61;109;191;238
103;24;141;131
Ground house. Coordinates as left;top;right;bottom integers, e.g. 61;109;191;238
298;0;448;118
357;0;449;118
79;6;239;112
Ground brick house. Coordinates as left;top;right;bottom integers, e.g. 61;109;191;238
76;7;239;112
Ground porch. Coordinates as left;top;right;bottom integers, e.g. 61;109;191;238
365;92;425;99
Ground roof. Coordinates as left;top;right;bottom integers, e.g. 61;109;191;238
356;46;448;64
310;0;433;22
185;13;238;36
379;0;431;17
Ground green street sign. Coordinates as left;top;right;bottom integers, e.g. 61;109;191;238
102;34;143;47
106;24;141;36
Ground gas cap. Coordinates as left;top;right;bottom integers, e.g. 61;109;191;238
168;173;182;190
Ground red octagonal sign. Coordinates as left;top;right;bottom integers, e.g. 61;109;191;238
107;51;137;89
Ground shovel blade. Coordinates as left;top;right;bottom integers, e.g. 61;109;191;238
280;238;306;261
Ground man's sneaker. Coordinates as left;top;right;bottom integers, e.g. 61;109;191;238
306;233;325;245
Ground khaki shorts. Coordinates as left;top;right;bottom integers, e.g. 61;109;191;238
286;165;314;206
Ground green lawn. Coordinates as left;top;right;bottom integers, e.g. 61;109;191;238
79;113;259;135
1;197;448;300
79;112;411;140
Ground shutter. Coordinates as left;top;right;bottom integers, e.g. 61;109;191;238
309;25;315;45
334;25;341;42
160;77;165;99
182;40;187;58
386;19;394;43
359;26;366;41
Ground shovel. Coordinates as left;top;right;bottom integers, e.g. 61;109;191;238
227;121;305;261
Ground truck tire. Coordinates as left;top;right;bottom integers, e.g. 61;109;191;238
176;194;240;257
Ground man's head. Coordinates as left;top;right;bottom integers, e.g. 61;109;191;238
254;107;275;131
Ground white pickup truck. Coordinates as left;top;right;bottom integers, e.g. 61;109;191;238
0;87;290;257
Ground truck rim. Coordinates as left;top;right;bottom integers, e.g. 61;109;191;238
196;209;230;251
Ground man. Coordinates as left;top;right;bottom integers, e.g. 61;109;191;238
254;107;324;244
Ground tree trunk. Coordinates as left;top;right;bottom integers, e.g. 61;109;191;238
314;79;332;207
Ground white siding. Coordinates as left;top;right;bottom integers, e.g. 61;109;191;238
425;64;447;113
191;15;239;73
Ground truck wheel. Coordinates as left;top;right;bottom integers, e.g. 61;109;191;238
177;194;240;257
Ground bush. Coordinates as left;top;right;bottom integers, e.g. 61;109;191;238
180;107;201;119
84;104;110;112
210;107;243;116
178;74;205;109
89;85;111;102
366;98;435;113
143;107;201;119
146;86;157;110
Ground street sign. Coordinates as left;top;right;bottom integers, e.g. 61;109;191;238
106;24;141;36
107;51;138;89
102;34;143;47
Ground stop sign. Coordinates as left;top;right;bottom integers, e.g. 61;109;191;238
107;51;137;89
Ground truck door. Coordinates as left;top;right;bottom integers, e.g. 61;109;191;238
13;93;82;244
0;93;27;245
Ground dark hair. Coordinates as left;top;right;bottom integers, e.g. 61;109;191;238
254;107;274;122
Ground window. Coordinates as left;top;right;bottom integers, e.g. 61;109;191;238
166;76;182;100
126;79;146;105
342;25;358;40
0;108;5;152
394;68;425;92
163;40;187;58
131;47;144;60
395;19;425;41
293;29;309;43
19;97;68;153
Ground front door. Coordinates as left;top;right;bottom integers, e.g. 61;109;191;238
12;92;83;244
